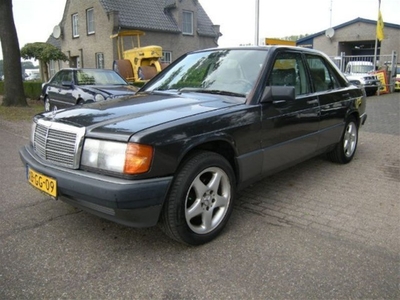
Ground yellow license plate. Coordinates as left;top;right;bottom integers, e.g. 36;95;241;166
27;167;57;198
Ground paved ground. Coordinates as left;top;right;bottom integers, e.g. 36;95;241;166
0;93;399;299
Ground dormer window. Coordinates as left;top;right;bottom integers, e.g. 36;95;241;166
182;11;193;35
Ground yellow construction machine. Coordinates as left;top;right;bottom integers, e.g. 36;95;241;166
111;30;166;83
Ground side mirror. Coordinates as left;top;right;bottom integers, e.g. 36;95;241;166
261;86;295;103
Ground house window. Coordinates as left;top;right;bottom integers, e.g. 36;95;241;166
72;13;79;38
161;51;172;64
49;60;56;78
182;11;193;35
86;8;95;35
96;53;104;69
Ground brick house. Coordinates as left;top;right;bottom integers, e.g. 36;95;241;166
48;0;221;77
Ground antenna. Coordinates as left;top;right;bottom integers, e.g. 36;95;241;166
325;28;335;38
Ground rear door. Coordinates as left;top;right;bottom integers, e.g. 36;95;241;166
260;50;320;175
305;54;353;149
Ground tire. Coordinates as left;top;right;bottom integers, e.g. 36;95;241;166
159;151;236;245
327;116;358;164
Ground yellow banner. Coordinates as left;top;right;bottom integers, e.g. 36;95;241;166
377;10;384;41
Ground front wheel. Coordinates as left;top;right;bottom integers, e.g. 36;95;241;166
159;151;236;245
327;117;358;164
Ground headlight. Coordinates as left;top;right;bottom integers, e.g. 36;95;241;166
94;93;106;101
81;139;153;174
31;122;37;145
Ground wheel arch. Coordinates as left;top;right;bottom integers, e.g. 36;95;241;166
176;138;239;186
76;98;85;105
346;110;360;127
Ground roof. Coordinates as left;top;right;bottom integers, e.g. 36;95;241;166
46;33;62;49
98;0;219;37
297;17;400;43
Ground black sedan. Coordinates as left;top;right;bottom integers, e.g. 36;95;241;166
41;68;138;111
21;46;367;245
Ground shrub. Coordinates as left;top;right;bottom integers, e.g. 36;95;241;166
0;81;42;100
23;81;43;100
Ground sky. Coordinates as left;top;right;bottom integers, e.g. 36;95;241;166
0;0;399;61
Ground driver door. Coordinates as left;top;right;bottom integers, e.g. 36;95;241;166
260;51;320;175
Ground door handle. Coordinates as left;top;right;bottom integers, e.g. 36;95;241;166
272;100;286;105
307;99;319;105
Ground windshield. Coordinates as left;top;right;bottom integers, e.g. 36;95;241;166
351;65;374;74
144;49;268;96
76;69;128;85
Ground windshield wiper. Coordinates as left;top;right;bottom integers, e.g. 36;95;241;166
178;87;245;97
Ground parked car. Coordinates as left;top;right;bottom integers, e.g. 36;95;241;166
40;68;138;111
344;61;380;96
25;70;41;81
20;46;367;245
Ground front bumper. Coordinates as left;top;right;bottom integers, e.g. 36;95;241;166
20;145;173;228
363;80;380;89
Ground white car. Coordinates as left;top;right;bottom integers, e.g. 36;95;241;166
344;61;380;96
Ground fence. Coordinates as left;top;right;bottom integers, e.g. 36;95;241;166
330;51;398;93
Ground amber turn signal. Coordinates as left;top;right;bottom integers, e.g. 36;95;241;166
124;143;153;174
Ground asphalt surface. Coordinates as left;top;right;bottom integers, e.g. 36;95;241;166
0;93;399;299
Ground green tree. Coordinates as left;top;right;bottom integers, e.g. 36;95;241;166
0;0;27;106
21;61;38;70
21;42;68;82
282;34;309;41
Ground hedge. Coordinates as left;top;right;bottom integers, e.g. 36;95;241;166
0;81;43;100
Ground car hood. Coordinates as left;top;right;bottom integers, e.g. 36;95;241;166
39;92;244;141
83;84;138;96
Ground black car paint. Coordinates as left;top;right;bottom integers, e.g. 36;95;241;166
21;46;366;231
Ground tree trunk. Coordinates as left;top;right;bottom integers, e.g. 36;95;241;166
0;0;27;106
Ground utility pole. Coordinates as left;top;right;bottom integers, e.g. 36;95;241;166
255;0;260;46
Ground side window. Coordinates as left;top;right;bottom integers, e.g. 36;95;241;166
161;51;172;64
86;8;95;35
72;13;79;38
96;52;104;69
50;71;64;86
306;55;342;92
49;61;57;78
267;52;309;96
62;71;73;83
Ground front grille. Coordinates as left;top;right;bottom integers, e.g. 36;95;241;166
33;120;85;169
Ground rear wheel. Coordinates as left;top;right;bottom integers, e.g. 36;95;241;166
327;116;358;164
160;151;235;245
